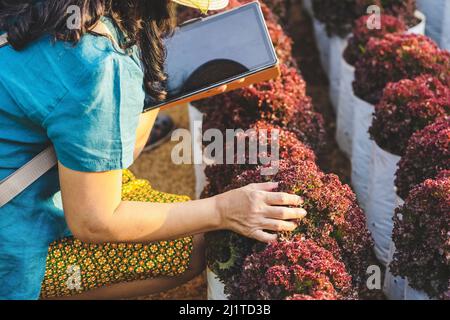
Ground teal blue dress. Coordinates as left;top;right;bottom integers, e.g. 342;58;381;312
0;18;145;299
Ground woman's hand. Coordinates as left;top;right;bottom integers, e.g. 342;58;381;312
207;84;228;96
60;166;302;245
215;182;307;243
207;78;246;96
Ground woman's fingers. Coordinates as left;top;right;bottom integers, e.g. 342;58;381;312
221;184;306;244
250;230;278;243
215;84;228;93
261;219;298;233
264;192;303;206
249;182;279;191
208;85;228;96
265;206;307;220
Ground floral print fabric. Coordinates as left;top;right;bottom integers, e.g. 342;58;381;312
40;170;193;299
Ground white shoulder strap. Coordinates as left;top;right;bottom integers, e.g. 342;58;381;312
0;22;114;208
0;147;57;207
1;34;56;208
0;33;7;47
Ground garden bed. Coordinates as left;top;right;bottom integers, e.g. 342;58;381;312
135;0;449;300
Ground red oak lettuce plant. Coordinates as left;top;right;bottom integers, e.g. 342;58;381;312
205;230;261;288
390;171;450;299
199;64;326;151
395;117;450;199
202;120;316;197
344;14;406;66
356;0;418;27
202;123;316;282
313;0;360;37
206;160;379;299
230;236;354;300
353;33;450;104
369;75;450;155
262;0;290;24
258;161;376;298
312;0;417;38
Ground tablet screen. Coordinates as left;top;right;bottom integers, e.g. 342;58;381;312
145;2;277;109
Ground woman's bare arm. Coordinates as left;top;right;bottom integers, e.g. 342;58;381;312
59;164;307;245
133;109;160;160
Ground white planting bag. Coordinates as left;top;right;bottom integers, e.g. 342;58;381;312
336;9;424;158
396;195;404;208
303;0;314;17
407;10;426;35
383;241;406;300
417;0;450;49
351;96;374;210
312;19;330;76
442;3;450;50
328;36;349;111
335;57;355;158
394;195;432;301
188;104;207;199
207;268;229;300
366;142;401;266
387;196;431;300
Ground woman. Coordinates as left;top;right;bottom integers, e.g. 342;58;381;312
0;0;306;300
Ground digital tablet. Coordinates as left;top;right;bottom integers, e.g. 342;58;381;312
144;2;280;111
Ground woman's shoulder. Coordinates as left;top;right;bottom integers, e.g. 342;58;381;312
1;30;142;92
1;31;135;71
1;15;143;89
46;32;143;81
0;30;144;124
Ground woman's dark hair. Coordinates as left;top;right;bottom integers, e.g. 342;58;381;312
0;0;176;101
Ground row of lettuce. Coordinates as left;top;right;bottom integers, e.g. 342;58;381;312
308;0;449;299
181;0;380;300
